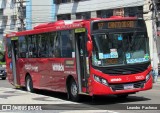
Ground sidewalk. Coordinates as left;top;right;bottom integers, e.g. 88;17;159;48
153;76;160;90
154;76;160;84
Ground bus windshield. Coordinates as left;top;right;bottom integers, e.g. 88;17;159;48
92;32;150;66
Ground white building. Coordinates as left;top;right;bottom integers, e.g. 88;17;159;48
25;0;55;30
2;0;18;34
2;0;54;32
0;0;16;50
54;0;144;20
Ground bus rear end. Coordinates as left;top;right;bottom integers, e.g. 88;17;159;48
88;17;152;96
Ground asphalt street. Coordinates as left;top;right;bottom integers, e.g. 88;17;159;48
0;78;160;113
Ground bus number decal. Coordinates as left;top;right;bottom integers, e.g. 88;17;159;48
52;63;64;71
25;64;39;72
64;71;76;75
135;75;144;80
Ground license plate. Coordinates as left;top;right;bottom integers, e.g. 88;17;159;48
124;84;134;89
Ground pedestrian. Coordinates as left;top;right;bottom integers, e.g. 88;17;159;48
151;69;155;83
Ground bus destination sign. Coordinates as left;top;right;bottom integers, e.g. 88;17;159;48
93;20;135;30
108;21;134;28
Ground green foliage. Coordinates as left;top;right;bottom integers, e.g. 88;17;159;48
0;51;5;63
0;62;6;65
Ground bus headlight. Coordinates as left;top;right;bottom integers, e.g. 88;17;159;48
94;75;101;82
146;72;151;82
94;75;108;86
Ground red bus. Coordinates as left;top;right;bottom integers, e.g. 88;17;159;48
5;16;152;101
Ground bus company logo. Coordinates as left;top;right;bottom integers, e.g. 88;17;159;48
52;63;64;71
24;64;39;72
110;78;122;82
135;75;144;80
56;24;82;30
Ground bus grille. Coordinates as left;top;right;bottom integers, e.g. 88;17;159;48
93;62;150;75
110;80;145;91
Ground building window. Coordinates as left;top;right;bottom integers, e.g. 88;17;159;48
97;9;113;18
1;0;7;8
18;6;26;19
157;21;160;31
10;0;16;9
54;0;87;4
74;0;86;2
124;6;143;18
76;12;91;19
54;0;71;4
57;14;71;20
1;16;8;29
10;15;17;30
10;20;16;30
97;6;143;18
113;8;124;16
0;9;3;15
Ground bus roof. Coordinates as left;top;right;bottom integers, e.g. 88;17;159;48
6;16;138;38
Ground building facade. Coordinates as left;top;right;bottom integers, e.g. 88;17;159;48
54;0;144;20
27;0;55;30
1;0;17;51
1;0;55;51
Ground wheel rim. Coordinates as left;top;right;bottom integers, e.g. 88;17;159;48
71;82;77;97
26;78;31;92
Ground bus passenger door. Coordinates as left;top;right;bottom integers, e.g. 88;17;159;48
75;29;89;93
11;37;20;87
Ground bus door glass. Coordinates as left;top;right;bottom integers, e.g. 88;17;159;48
75;28;88;93
11;37;20;86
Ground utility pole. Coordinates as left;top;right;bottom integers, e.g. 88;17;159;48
17;0;26;31
150;0;159;82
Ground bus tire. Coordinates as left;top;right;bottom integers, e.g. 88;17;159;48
25;75;34;92
69;78;79;102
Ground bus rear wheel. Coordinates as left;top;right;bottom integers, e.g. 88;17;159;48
68;79;79;102
25;76;34;92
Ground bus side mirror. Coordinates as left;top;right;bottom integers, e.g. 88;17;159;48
87;41;93;53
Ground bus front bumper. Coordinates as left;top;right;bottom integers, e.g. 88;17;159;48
89;76;152;96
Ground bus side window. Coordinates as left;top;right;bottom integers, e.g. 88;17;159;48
54;32;61;58
61;30;73;58
7;38;12;58
38;33;49;58
49;32;56;57
19;36;27;58
27;36;31;58
32;36;38;58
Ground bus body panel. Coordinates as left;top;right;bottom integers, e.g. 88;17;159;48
6;58;14;85
15;58;78;93
5;17;152;97
89;76;152;95
88;66;152;95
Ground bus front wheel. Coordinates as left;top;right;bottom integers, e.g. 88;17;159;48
25;76;34;92
69;79;79;101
